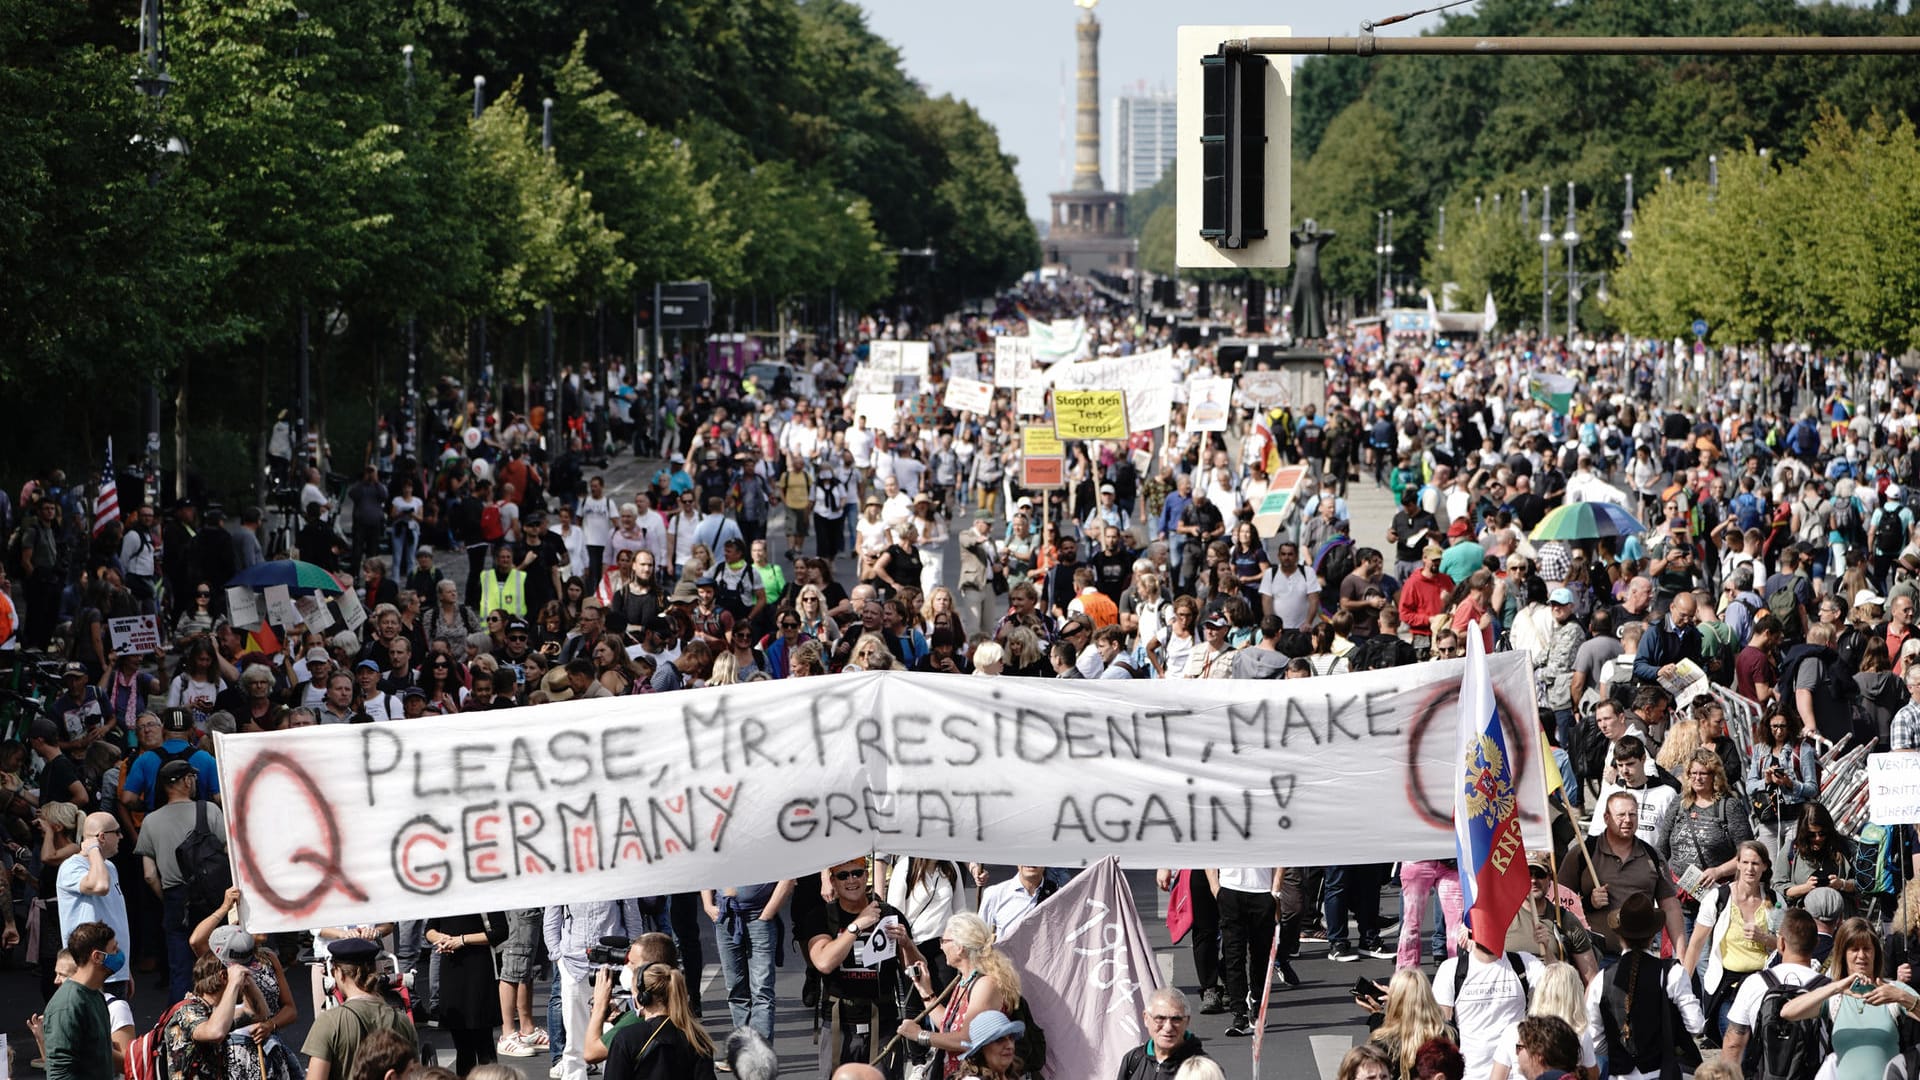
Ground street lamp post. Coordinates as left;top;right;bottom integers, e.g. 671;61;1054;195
542;96;558;454
1374;211;1386;313
402;45;417;460
1562;181;1580;336
1384;210;1395;309
136;0;175;507
1538;185;1553;338
472;76;490;401
1620;172;1635;252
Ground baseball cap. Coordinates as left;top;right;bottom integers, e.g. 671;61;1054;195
305;647;331;663
209;926;257;964
61;661;87;680
400;686;427;700
1203;613;1230;631
158;759;197;786
1423;542;1445;558
1447;519;1471;539
355;659;380;672
162;707;194;735
505;618;530;634
1854;589;1887;610
1549;587;1575;606
1099;483;1116;495
28;717;61;744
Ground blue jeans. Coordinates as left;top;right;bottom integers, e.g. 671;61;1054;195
714;916;779;1040
163;887;195;1002
548;977;565;1063
1325;865;1384;948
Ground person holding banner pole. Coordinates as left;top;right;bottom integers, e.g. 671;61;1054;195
804;857;924;1079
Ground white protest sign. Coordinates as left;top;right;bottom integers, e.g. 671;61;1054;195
855;915;900;965
1186;377;1234;433
855;393;898;431
1016;384;1048;417
867;340;902;372
1869;752;1920;824
899;341;931;377
227;587;262;631
263;584;298;629
337;586;368;632
994;336;1037;388
108;614;161;654
948;352;980;383
216;656;1549;932
295;594;336;633
1028;318;1090;364
943;377;995;415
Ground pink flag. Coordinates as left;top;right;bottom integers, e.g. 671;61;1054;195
996;857;1164;1080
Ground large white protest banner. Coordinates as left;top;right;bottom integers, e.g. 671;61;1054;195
1028;318;1090;364
998;857;1163;1080
1047;349;1177;433
216;656;1549;931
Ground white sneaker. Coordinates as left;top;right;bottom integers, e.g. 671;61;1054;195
547;1063;564;1079
497;1035;536;1058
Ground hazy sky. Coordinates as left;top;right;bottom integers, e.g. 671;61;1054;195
858;0;1463;223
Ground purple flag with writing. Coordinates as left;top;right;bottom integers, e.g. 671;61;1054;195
996;856;1165;1080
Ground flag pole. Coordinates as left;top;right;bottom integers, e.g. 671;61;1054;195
1524;655;1570;932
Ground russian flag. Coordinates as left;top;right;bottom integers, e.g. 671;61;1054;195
1453;619;1531;954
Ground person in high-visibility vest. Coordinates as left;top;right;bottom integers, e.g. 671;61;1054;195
479;543;528;618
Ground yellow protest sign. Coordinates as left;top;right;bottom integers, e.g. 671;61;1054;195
1022;426;1064;458
1051;390;1128;440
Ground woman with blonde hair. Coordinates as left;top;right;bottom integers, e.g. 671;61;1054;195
1655;718;1703;776
1366;968;1453;1079
923;586;966;640
1488;963;1598;1080
899;912;1023;1076
794;584;841;647
599;957;717;1074
1002;626;1046;677
848;632;895;672
970;641;1006;677
707;651;741;686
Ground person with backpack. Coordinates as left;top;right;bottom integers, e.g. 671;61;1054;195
1720;907;1824;1075
134;760;229;1001
299;937;418;1080
1433;924;1546;1080
1775;917;1918;1080
1586;893;1706;1080
1747;711;1822;893
1872;484;1914;592
1678;842;1779;1043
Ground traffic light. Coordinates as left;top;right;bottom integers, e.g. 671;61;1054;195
1200;49;1269;250
1177;26;1292;270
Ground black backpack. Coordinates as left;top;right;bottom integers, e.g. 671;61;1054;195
1451;950;1533;1002
1744;971;1830;1080
175;799;232;926
1875;503;1909;561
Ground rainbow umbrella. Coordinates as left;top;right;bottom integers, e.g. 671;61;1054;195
1529;501;1646;542
227;559;343;595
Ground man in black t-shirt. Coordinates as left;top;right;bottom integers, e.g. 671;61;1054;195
1387;488;1437;582
802;857;923;1078
30;717;89;809
1089;525;1134;601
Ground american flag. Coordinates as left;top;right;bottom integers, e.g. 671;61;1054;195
93;439;119;537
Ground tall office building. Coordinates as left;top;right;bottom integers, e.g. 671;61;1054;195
1115;92;1176;195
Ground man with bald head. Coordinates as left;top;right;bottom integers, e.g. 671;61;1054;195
831;1066;886;1080
56;812;132;990
1632;590;1701;686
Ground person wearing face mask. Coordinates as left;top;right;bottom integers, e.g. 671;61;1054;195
42;922;134;1080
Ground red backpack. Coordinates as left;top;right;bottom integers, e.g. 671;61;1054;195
125;999;189;1080
479;502;505;541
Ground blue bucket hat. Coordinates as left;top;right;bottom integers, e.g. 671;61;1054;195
963;1010;1026;1058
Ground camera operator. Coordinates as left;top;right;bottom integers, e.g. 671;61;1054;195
583;932;680;1065
544;899;652;1080
804;857;925;1079
587;934;718;1080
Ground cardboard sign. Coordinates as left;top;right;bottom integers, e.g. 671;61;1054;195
1021;456;1065;489
1022;427;1065;459
295;594;336;633
227;587;262;631
994;336;1037;388
948;351;980;383
942;377;995;415
855;393;898;430
337;585;368;631
1015;384;1048;416
1869;753;1920;824
1186;377;1234;432
108;614;161;654
264;584;298;629
1052;390;1129;440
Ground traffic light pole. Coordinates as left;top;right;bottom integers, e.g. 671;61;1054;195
1235;34;1920;56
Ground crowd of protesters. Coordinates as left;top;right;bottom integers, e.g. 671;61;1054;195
10;268;1920;1080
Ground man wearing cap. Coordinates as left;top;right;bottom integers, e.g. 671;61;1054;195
301;936;418;1080
1083;483;1131;536
1438;518;1485;584
1871;483;1914;591
50;661;109;756
122;708;220;810
1401;545;1456;658
1177;614;1239;679
353;659;401;721
1541;588;1588;753
957;512;1002;635
135;759;226;999
479;542;529;619
294;647;334;708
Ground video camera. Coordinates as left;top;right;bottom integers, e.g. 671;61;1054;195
586;935;631;968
